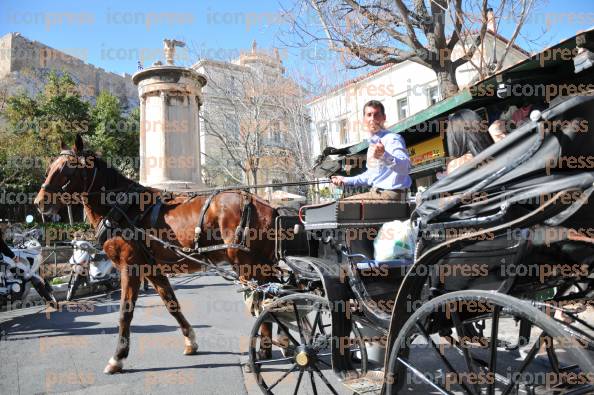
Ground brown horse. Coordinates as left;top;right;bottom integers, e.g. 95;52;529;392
34;135;279;374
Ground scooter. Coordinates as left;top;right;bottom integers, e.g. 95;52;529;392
0;228;57;308
66;240;119;301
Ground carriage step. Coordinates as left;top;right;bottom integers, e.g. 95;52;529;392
342;370;384;394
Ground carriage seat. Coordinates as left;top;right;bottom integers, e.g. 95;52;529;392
300;199;410;230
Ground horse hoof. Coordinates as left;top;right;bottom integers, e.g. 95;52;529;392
103;357;123;374
184;345;198;355
103;363;122;374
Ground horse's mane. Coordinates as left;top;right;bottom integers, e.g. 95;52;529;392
88;152;145;192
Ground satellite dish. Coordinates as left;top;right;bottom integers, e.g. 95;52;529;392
25;215;34;224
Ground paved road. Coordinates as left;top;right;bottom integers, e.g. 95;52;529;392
4;272;588;395
0;273;350;395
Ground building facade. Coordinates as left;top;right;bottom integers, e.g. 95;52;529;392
193;42;310;190
308;31;530;160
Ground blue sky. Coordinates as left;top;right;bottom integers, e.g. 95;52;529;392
1;0;593;89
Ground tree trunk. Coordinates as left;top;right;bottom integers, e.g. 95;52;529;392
436;69;459;98
251;169;258;187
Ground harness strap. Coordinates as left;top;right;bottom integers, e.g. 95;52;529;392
234;192;253;245
194;190;220;248
184;243;251;254
149;198;163;228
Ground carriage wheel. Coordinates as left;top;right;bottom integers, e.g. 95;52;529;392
248;293;367;394
386;290;594;395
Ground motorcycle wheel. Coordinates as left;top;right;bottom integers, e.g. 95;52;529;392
66;274;83;302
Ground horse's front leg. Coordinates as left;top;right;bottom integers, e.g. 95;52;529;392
104;262;140;374
147;273;198;355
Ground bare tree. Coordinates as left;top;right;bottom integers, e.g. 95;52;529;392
282;0;540;97
197;54;313;187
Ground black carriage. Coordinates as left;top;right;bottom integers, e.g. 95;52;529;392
247;29;594;394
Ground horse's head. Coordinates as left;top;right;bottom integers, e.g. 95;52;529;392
34;134;97;216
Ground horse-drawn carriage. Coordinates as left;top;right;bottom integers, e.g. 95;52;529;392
246;30;594;394
31;28;594;394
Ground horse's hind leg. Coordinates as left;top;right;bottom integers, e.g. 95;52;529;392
147;273;198;355
104;265;140;374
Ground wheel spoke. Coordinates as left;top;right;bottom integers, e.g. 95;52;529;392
415;322;475;395
293;369;304;395
310;370;318;395
451;312;480;395
545;336;561;374
269;313;300;347
293;302;307;344
317;359;332;368
502;333;544;395
488;306;501;395
309;310;322;346
267;363;299;391
254;356;294;365
313;365;339;395
397;357;454;395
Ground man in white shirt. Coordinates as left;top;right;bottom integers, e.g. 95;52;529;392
331;100;412;201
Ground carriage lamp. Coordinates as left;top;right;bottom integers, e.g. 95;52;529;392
496;83;510;99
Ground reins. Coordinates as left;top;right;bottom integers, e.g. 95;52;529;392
42;149;316;292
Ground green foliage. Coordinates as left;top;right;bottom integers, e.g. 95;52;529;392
0;70;140;193
319;187;332;198
4;72;90;150
88;92;140;178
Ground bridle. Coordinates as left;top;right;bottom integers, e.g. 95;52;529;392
40;149;98;195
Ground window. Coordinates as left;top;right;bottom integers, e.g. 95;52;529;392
272;130;281;143
428;86;440;106
339;118;348;144
270;121;281;143
397;97;409;120
318;122;328;151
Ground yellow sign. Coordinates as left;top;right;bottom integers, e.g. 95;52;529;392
408;136;445;166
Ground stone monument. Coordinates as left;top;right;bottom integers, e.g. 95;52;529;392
132;39;206;191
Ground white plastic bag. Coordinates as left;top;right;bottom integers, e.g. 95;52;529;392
374;219;415;261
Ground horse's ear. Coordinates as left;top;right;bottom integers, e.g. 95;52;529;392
74;133;84;153
60;140;68;151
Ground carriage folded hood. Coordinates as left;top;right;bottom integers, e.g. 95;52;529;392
414;95;594;224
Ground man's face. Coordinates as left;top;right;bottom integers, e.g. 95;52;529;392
364;105;386;133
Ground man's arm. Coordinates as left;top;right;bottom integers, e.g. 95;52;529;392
380;134;411;174
343;169;371;187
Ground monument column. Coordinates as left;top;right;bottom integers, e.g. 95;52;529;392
139;96;147;184
132;39;207;191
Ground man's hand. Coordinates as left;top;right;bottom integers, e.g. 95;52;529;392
370;141;385;159
330;176;345;186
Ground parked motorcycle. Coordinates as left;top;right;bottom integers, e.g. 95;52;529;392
0;228;57;308
66;240;119;301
